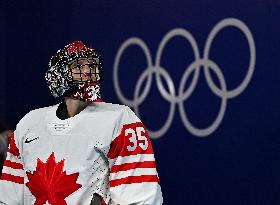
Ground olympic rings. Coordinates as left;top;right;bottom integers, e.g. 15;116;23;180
113;18;256;138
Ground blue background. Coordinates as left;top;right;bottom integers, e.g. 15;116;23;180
1;0;280;204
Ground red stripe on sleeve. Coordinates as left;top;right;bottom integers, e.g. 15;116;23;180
0;173;24;184
111;161;156;173
7;132;20;157
108;122;154;159
110;175;160;187
101;196;107;205
3;160;24;170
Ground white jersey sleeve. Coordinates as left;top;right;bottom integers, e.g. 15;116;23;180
107;106;163;205
0;129;24;205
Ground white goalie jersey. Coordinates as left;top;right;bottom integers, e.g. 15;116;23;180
0;102;163;205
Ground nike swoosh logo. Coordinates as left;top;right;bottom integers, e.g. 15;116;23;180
25;137;39;143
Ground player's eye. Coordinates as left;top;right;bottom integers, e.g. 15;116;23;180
88;63;95;68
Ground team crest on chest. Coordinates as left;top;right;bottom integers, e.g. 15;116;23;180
26;152;82;205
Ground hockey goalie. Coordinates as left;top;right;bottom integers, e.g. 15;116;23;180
0;41;163;205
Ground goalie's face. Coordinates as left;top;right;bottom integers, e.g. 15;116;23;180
69;58;100;82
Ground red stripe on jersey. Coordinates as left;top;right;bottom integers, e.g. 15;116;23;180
101;196;107;205
111;161;156;173
110;175;160;187
3;160;24;170
0;173;24;184
7;132;20;157
108;122;154;159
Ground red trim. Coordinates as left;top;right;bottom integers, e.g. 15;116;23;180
111;161;156;173
67;41;89;55
7;132;20;157
110;175;160;187
101;196;107;205
0;173;24;184
88;99;105;105
3;160;23;170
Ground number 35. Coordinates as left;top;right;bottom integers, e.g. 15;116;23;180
126;127;148;151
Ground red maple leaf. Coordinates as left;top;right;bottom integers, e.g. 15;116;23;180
26;152;82;205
